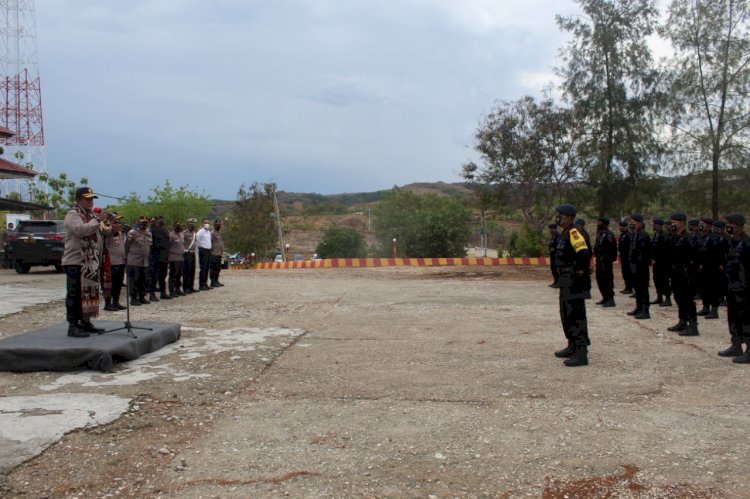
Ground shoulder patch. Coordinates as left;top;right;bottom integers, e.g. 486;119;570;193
569;228;588;252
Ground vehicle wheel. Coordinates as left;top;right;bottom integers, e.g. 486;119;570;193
15;262;30;274
54;263;64;273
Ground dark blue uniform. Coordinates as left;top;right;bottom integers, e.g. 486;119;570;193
629;229;651;317
618;228;633;293
720;232;750;361
669;229;699;334
651;228;672;304
556;226;591;354
594;228;617;304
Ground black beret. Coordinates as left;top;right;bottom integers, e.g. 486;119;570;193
618;220;628;227
631;213;644;222
652;217;665;225
598;216;610;225
713;220;726;228
700;217;713;225
670;212;687;221
688;219;700;226
574;218;586;226
556;204;577;216
548;223;558;229
726;212;746;225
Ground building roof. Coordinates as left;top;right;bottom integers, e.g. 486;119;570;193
0;197;51;211
0;157;39;179
0;126;16;138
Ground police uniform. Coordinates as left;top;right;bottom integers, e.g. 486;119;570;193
650;217;672;307
548;224;560;288
718;213;750;363
209;220;225;287
182;219;198;293
627;214;651;319
594;217;617;306
125;218;152;305
668;213;700;336
696;218;722;319
553;204;591;367
713;220;731;305
618;221;633;294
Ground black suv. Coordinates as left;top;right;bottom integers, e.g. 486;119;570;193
5;220;66;274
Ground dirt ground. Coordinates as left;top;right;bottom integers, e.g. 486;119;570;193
0;265;748;498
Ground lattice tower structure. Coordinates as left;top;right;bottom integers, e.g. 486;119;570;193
0;0;45;200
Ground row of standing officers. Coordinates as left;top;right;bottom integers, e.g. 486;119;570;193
549;204;750;367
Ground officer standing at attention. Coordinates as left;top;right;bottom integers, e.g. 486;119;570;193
627;214;651;319
182;218;198;293
618;220;633;295
209;219;225;287
125;216;152;306
62;187;105;337
553;204;591;367
696;218;721;319
668;212;700;336
650;217;672;307
594;217;617;307
718;213;750;363
548;223;560;288
168;221;186;298
196;219;213;291
713;220;731;306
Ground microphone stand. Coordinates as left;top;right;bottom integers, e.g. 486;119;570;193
103;264;152;338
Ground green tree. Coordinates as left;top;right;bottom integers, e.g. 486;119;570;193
463;94;584;231
662;0;750;218
556;0;662;216
224;182;277;257
110;181;211;225
507;224;546;257
373;187;471;257
315;227;367;258
29;171;89;218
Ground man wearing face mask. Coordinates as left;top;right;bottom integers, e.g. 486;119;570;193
627;214;651;319
552;204;591;367
148;216;171;301
594;217;617;307
210;219;225;287
103;214;127;312
667;212;700;336
650;217;672;307
718;213;750;363
168;221;186;297
196;218;212;291
618;220;633;295
126;216;152;306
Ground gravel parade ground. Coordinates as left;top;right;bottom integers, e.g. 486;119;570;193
0;265;747;498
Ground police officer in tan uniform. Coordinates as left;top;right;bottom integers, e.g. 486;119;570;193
126;216;152;306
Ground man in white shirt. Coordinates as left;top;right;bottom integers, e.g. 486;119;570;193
195;218;212;291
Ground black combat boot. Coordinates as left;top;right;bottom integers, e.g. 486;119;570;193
679;320;699;336
564;346;588;367
718;339;743;357
659;296;672;307
80;321;105;334
667;319;687;332
705;306;719;319
160;291;173;300
650;295;663;305
601;298;616;307
554;342;574;358
732;342;750;364
697;305;709;316
620;287;633;294
67;323;90;338
595;299;605;305
627;307;640;316
149;292;159;302
634;308;650;320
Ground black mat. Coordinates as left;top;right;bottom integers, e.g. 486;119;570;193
0;321;181;372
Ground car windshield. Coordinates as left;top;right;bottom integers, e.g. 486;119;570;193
17;222;61;234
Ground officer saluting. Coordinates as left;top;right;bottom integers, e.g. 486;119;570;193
553;204;591;367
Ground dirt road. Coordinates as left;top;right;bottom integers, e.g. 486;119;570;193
0;266;746;497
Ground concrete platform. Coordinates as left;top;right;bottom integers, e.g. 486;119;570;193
0;321;180;372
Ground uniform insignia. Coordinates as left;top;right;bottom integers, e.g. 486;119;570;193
569;228;588;252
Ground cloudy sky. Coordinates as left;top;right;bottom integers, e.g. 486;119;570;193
32;0;583;200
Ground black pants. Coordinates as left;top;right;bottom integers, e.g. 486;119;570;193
557;271;590;348
632;267;650;311
148;260;168;293
727;293;749;343
64;265;83;325
110;264;125;304
169;260;183;293
198;248;211;286
673;277;697;321
210;254;222;284
653;261;671;298
549;254;558;283
128;266;147;300
620;259;632;290
595;260;614;301
183;252;196;291
699;267;721;308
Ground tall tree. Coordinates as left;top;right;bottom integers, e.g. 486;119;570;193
110;180;212;224
463;94;584;231
224;182;278;257
662;0;750;218
556;0;662;216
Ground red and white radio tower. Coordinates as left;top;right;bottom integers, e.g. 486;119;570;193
0;0;45;199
